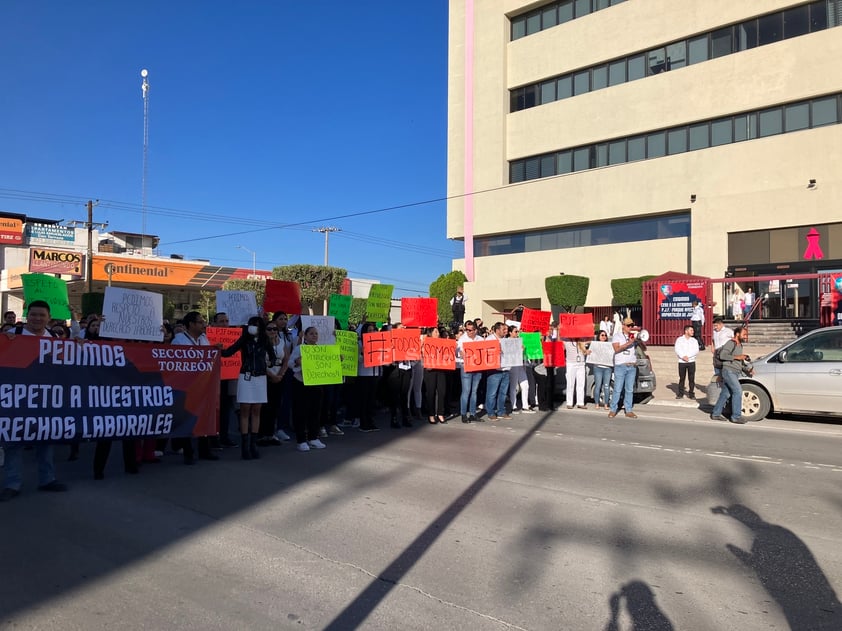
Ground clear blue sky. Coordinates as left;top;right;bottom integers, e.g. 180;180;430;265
0;1;455;297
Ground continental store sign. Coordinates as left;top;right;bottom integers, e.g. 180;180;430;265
29;248;84;276
92;255;271;289
0;218;23;244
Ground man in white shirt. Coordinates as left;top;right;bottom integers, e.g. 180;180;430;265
674;324;700;399
690;300;705;350
608;317;644;419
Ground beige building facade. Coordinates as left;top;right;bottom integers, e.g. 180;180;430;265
447;0;842;323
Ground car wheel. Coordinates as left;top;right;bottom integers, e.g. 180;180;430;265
741;383;770;422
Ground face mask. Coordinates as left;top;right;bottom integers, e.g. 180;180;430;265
247;325;258;336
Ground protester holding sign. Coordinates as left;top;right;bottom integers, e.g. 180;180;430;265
289;326;328;451
221;316;277;460
422;327;449;424
356;322;383;432
456;322;484;423
563;337;590;409
171;312;220;464
0;300;69;501
257;319;289;446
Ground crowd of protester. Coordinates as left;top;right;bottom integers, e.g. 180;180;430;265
0;305;650;501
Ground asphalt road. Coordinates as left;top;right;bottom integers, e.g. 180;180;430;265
2;405;841;630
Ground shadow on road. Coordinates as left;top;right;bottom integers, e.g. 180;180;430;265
712;504;842;631
605;579;674;631
321;411;554;630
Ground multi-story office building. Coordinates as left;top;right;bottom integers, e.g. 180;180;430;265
447;0;842;322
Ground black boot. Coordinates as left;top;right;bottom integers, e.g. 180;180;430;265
249;433;260;459
241;433;251;460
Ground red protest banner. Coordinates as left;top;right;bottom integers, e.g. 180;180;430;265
363;330;393;367
401;297;438;327
391;327;422;361
263;279;301;315
205;326;242;380
462;339;501;373
542;341;567;367
421;337;456;370
558;313;594;338
520;308;552;335
0;336;219;443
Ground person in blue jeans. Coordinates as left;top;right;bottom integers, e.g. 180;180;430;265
710;326;750;424
484;322;511;420
457;322;483;423
608;317;645;419
590;331;613;410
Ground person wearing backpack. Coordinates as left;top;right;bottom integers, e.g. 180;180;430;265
710;326;751;424
711;316;734;379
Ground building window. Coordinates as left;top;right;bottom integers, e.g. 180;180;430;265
510;0;621;40
473;213;691;257
508;93;842;183
509;2;840;113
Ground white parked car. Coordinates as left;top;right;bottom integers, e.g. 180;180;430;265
739;326;842;422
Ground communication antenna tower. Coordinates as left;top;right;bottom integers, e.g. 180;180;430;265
141;68;150;252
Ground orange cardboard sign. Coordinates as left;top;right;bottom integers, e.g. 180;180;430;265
462;339;501;373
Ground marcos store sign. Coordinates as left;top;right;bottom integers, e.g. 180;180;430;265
29;248;84;276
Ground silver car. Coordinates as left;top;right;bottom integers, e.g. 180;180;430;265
739;326;842;422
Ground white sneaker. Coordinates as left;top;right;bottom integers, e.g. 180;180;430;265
318;428;328;439
328;425;344;436
154;450;164;457
297;442;310;452
308;439;327;449
351;418;361;429
275;429;291;442
521;408;536;414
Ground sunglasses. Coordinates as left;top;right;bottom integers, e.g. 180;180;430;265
266;327;278;331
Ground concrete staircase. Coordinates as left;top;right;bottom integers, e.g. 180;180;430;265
739;320;820;346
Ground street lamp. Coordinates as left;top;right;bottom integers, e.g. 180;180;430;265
236;245;256;277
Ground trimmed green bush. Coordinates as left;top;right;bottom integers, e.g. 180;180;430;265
545;274;589;311
610;275;655;306
429;270;469;324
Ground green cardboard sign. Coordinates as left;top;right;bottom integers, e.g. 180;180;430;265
335;329;359;377
22;273;72;320
301;344;343;385
365;284;393;322
520;332;544;360
328;294;352;329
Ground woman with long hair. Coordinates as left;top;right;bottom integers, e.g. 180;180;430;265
221;316;277;460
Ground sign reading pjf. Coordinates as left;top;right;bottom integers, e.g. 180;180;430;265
29;248;84;276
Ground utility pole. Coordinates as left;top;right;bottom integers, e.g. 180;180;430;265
141;68;150;252
79;200;106;293
313;227;340;314
314;226;341;265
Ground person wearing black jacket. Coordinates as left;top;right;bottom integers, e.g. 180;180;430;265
221;316;277;460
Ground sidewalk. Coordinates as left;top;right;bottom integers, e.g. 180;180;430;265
641;341;779;409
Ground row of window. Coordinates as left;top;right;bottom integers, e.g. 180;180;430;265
510;0;626;41
511;1;840;112
474;213;690;257
509;94;841;183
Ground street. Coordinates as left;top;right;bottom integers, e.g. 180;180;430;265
2;405;842;630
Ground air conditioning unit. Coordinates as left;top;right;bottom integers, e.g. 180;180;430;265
180;304;191;311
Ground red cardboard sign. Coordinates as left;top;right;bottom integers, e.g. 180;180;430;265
421;337;456;370
520;308;552;335
542;341;567;367
401;297;438;327
206;326;242;380
558;313;594;339
462;339;501;373
263;279;302;315
391;328;422;361
362;330;393;367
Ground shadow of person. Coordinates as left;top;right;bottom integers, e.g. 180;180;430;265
712;504;842;630
605;580;674;631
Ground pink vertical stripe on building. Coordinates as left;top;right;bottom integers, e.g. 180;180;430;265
463;0;475;281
